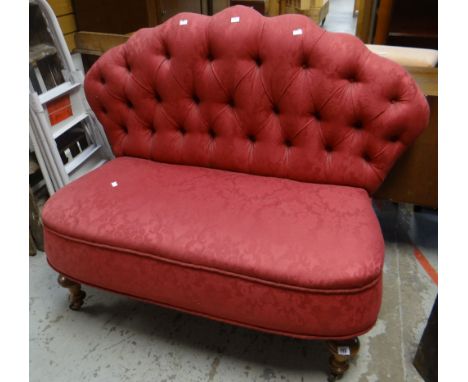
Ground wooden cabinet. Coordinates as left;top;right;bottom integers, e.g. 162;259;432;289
358;0;437;49
72;0;204;34
284;0;329;26
47;0;77;51
384;0;437;49
157;0;203;24
375;96;437;208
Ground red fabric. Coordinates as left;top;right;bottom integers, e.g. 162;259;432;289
43;157;383;339
85;6;429;194
44;6;430;339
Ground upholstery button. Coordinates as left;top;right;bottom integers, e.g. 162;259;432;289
389;135;399;142
228;98;235;107
193;94;200;104
273;105;280;115
302;57;309;69
325;144;333;153
125;62;131;72
100;75;106;84
154;92;162;102
101;106;107;114
390;96;399;104
207;52;214;62
208;128;216;138
284;138;293;147
254;56;262;67
126;100;133;109
353;120;363;130
347;75;357;83
121;125;128;133
179;126;187;135
313;111;322;121
247;134;256;143
363;153;371;162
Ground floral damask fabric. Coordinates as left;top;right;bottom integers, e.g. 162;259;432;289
85;6;429;194
43;157;383;338
43;6;429;339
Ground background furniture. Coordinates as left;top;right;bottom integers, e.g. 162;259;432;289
368;44;437;208
356;0;437;49
230;1;266;14
71;0;232;33
46;0;78;51
413;297;438;382
374;0;437;49
29;186;44;256
30;0;113;195
284;0;329;25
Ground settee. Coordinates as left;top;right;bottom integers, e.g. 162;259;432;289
42;6;429;380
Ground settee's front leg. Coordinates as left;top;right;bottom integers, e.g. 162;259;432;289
326;337;360;381
57;274;86;311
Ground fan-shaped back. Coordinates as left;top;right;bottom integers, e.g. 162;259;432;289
84;5;429;193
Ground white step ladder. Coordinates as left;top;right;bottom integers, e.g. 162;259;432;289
29;0;113;195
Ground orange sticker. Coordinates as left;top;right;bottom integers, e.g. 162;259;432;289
47;95;73;126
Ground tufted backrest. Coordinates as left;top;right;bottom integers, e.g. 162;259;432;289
84;6;429;194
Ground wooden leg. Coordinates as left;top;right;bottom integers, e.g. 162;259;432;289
29;186;44;252
57;274;86;311
326;337;360;381
29;230;37;256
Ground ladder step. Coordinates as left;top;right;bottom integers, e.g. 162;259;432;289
38;81;81;105
91;159;108;171
69;157;106;182
64;144;101;174
29;43;57;65
52;113;88;139
31;178;46;193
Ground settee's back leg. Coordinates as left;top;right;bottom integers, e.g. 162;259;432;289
57;274;86;311
326;337;360;381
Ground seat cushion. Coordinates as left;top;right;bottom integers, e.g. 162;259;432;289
43;157;384;339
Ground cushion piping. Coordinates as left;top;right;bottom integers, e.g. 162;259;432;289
44;225;382;294
46;258;379;340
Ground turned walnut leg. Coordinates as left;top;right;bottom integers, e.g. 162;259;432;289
57;274;86;311
326;337;360;381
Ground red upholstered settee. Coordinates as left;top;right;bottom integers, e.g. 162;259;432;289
42;6;429;379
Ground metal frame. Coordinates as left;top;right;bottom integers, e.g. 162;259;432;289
29;0;113;195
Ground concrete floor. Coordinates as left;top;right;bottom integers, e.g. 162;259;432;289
30;201;437;381
323;0;358;35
